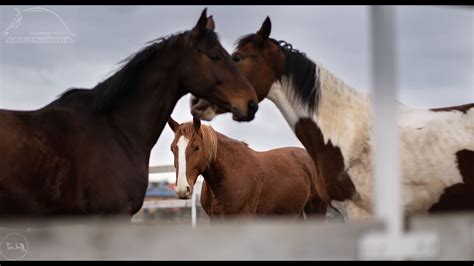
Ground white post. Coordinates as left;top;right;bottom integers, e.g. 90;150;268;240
371;5;402;238
191;175;203;228
191;185;197;228
359;6;439;260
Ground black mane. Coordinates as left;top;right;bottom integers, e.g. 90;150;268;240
63;29;218;112
237;34;319;112
91;32;188;112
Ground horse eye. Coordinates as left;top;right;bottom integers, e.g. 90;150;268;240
194;146;200;151
232;54;242;62
208;53;220;61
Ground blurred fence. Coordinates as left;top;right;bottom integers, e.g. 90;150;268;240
1;213;474;260
134;165;206;227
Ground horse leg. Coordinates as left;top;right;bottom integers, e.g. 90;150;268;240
303;197;327;218
298;210;307;220
300;197;327;222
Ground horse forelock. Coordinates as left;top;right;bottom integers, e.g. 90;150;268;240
176;122;217;165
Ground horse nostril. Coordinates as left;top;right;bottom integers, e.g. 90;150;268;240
186;186;191;193
248;100;258;115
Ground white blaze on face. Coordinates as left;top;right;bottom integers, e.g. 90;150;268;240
176;135;191;197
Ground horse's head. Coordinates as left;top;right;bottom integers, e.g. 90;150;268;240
168;117;217;199
182;8;258;122
191;17;283;121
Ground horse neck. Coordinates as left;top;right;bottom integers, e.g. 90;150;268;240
104;54;185;154
202;132;251;196
268;63;372;154
314;66;372;149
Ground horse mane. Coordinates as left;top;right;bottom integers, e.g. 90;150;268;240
88;29;218;112
178;122;218;165
57;88;83;98
236;34;319;112
90;32;186;111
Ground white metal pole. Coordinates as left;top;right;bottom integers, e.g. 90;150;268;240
371;6;402;237
360;7;439;259
191;185;197;228
191;175;203;228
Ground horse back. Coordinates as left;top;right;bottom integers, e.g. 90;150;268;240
430;103;474;114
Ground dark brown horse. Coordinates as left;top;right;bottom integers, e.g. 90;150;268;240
0;9;258;217
190;17;474;221
167;118;327;219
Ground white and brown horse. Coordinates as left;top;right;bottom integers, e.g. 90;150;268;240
167;117;327;219
190;17;474;221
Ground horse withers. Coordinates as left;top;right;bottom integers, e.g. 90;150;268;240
167;117;328;219
0;9;258;217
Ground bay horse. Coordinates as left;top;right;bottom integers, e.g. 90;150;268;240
190;17;474;221
0;9;258;217
167;117;327;218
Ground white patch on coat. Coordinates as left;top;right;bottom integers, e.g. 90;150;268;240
191;97;217;121
176;136;190;196
267;80;302;130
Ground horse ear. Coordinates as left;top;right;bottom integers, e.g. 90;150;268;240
206;15;215;31
254;16;271;46
193;117;201;131
192;8;208;36
168;117;180;132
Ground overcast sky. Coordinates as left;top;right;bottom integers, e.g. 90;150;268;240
0;6;472;166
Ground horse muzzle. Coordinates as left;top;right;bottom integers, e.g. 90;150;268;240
176;189;192;199
231;100;258;122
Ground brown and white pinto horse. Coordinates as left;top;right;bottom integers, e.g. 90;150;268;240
167;118;327;218
190;17;474;221
0;9;258;217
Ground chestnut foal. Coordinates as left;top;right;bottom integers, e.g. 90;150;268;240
168;118;327;219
